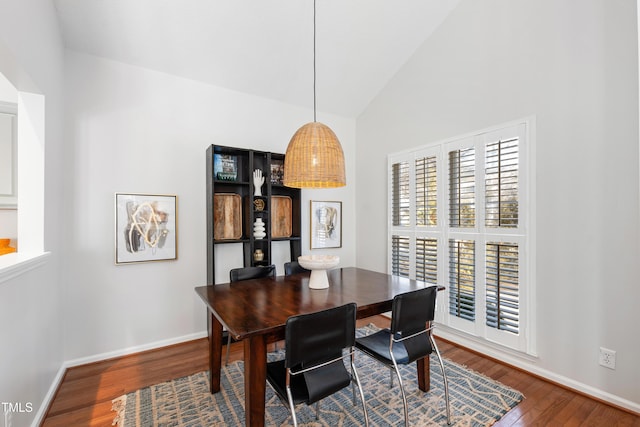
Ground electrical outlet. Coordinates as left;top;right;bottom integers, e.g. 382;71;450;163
599;347;616;369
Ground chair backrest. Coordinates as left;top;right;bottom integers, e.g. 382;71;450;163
284;302;357;403
285;303;356;370
389;286;438;364
229;264;276;282
284;261;309;276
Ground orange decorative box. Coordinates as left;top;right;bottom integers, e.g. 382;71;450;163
0;239;16;255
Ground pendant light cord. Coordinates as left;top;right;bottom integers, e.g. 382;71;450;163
313;0;317;122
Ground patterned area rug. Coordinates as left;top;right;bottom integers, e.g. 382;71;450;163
112;326;523;426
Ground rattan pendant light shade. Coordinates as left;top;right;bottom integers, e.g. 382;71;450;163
283;0;346;189
283;122;345;188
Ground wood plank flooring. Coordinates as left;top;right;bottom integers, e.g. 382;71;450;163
42;316;639;426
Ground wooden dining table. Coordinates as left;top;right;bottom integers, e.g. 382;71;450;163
194;266;438;427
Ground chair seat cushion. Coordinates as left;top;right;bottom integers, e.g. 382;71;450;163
355;329;410;365
266;359;351;405
303;360;351;404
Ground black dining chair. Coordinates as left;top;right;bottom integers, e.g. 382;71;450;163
229;264;276;282
225;264;276;365
355;286;451;426
283;261;310;276
266;303;369;427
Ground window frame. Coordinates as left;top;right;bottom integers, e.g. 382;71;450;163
0;101;17;207
387;118;535;355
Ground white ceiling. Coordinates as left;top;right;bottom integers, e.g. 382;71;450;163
53;0;460;118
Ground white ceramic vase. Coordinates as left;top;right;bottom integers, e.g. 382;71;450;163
253;218;266;239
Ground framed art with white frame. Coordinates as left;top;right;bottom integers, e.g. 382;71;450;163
115;193;177;264
310;200;342;249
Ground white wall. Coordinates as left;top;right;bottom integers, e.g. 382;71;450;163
357;0;639;411
0;210;17;244
62;51;356;361
0;72;17;102
0;0;65;425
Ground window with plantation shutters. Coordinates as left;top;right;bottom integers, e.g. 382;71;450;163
448;239;475;321
416;237;437;284
388;119;533;354
416;156;437;226
391;235;410;278
449;147;475;228
485;137;518;228
392;162;410;227
486;242;519;334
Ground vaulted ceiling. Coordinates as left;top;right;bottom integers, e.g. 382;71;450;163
53;0;460;117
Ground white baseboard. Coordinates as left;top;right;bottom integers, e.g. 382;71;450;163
63;331;208;368
434;328;640;415
31;365;66;427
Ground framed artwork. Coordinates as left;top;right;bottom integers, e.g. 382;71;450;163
213;153;238;181
115;193;177;264
310;200;342;249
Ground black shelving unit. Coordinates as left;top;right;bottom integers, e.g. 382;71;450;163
206;145;301;285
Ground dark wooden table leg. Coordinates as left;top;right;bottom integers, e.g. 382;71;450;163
417;357;430;392
209;312;223;393
244;334;267;427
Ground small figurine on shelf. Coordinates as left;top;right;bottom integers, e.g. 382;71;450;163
253;198;265;211
253;169;265;196
253;249;264;262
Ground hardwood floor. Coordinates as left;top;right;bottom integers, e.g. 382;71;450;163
42;316;639;426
